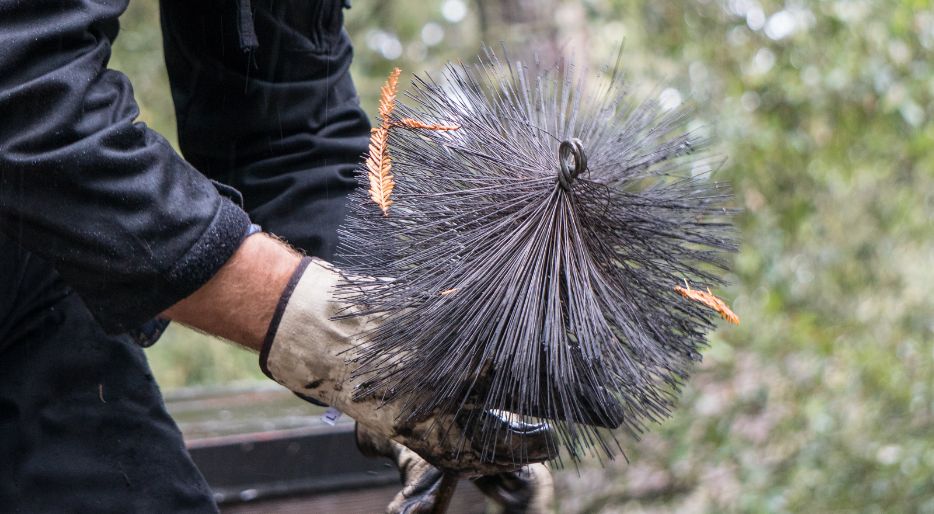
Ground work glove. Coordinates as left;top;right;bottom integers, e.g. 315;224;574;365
260;257;557;477
357;424;554;514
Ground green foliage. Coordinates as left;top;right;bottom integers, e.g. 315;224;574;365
108;1;177;146
111;0;934;511
555;1;934;512
142;324;265;388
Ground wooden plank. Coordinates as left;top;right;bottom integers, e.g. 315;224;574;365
221;484;488;514
167;384;488;512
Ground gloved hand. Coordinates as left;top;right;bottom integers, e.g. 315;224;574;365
357;423;445;514
357;423;555;514
261;257;557;477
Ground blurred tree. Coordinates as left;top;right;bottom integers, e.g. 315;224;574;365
475;0;562;63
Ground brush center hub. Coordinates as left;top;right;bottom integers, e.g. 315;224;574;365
557;138;587;191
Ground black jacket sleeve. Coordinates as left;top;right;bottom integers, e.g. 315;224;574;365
0;0;252;333
160;0;370;261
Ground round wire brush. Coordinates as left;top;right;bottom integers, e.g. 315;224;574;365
335;49;739;464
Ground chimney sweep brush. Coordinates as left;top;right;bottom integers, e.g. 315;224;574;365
335;50;739;466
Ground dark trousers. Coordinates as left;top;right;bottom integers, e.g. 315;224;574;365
0;237;218;513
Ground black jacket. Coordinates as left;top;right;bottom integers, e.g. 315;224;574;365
0;0;369;334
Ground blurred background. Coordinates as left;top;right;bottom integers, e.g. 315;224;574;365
112;1;934;512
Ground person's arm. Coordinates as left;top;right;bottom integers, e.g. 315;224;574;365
0;0;250;333
162;233;300;350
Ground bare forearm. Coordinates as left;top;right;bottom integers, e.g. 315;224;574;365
163;234;302;351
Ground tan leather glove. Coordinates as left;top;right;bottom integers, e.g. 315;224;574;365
261;257;556;477
357;423;445;514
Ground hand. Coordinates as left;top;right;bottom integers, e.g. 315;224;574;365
163;234;555;475
357;424;555;514
261;257;557;476
357;423;445;514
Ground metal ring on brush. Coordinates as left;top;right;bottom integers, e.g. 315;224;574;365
557;138;587;191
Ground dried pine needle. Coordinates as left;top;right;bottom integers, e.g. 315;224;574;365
395;118;461;131
674;281;740;325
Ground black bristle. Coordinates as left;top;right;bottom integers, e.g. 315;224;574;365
335;48;738;464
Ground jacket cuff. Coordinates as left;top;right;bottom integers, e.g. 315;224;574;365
93;198;251;334
163;197;252;300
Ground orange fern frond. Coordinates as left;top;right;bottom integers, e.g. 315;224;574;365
366;127;393;216
395;118;461;131
674;281;740;325
366;68;460;216
367;68;402;216
378;68;402;122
